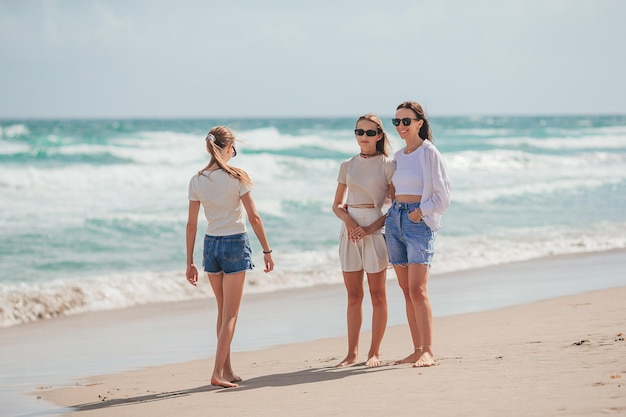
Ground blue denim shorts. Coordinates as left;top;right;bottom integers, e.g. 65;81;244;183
203;233;255;275
384;201;435;265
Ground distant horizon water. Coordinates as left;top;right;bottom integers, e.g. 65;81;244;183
1;114;625;328
3;111;626;122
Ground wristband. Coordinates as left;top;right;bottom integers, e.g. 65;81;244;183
263;250;272;254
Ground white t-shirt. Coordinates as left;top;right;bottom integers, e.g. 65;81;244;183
188;169;253;236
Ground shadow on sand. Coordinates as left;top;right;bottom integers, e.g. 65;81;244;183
65;363;398;413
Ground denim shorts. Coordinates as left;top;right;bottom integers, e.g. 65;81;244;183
203;233;254;275
384;201;435;265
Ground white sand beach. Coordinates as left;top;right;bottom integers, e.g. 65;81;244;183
3;250;625;417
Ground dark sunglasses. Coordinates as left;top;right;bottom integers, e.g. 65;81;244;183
232;146;237;157
354;128;381;137
391;118;420;127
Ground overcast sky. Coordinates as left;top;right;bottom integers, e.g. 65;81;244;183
1;0;625;118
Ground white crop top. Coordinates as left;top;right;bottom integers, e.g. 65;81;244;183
392;146;425;195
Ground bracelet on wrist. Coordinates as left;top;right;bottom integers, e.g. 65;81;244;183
263;249;272;254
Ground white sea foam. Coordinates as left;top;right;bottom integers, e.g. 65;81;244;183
447;149;626;172
109;131;202;165
0;251;343;328
453;177;625;204
433;222;626;274
0;124;30;138
487;135;626;150
234;126;373;156
0;271;208;328
443;128;515;136
2;222;625;328
574;125;626;136
0;161;189;192
0;140;30;155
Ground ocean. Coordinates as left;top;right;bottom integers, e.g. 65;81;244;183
1;115;626;328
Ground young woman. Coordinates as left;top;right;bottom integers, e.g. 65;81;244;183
186;126;274;388
332;114;395;367
385;101;451;368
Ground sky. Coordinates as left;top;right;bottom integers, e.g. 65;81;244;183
1;0;625;119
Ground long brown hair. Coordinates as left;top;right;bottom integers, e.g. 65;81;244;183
355;113;391;156
197;126;252;186
396;101;433;142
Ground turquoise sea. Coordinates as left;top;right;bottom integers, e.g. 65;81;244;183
1;115;626;328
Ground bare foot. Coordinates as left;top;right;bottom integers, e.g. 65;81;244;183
365;355;381;367
334;354;358;368
224;373;242;383
413;351;436;367
211;377;239;388
394;350;421;365
224;369;242;382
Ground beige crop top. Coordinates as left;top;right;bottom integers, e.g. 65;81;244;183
337;154;395;209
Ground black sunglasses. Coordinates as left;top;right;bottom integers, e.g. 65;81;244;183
391;118;420;127
354;128;381;137
232;146;237;157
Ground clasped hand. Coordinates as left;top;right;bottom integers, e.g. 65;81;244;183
341;206;371;242
347;222;370;242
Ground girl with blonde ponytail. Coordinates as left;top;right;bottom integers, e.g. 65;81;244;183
186;126;274;388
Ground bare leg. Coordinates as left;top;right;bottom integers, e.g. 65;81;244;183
407;263;435;367
365;269;387;367
335;270;364;367
208;272;246;387
224;355;242;383
208;273;241;383
393;264;423;364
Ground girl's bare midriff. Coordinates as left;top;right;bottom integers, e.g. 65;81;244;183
394;194;422;203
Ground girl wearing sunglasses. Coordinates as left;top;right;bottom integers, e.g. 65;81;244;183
332;113;395;367
185;126;274;388
386;101;452;367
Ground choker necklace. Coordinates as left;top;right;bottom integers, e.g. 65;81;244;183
360;152;379;158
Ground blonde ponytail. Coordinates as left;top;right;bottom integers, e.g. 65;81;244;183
197;126;252;186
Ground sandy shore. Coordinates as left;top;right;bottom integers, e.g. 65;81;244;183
38;281;626;416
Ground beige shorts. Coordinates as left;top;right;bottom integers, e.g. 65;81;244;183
338;207;389;273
